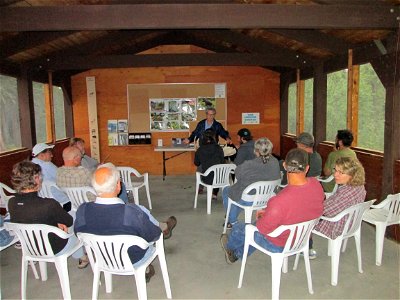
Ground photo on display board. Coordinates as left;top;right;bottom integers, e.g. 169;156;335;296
118;119;128;133
197;97;216;110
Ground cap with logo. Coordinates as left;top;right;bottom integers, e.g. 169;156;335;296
294;132;314;147
285;148;309;173
237;128;252;138
32;143;55;156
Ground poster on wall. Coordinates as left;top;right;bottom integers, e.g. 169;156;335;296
242;113;260;125
107;120;118;145
150;98;196;131
197;97;216;110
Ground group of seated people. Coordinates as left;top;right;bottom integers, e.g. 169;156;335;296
6;137;177;282
4;123;367;286
213;127;366;263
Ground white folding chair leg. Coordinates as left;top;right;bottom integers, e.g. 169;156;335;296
303;250;314;294
341;237;349;252
354;231;363;273
104;272;113;293
30;261;40;279
194;183;199;209
374;223;386;266
223;201;232;234
39;261;48;281
244;208;253;224
133;189;140;206
21;259;28;300
293;253;300;270
271;256;284;300
330;240;342;286
238;238;250;288
135;269;147;300
91;270;100;300
282;257;288;273
145;184;152;210
206;187;213;215
158;244;172;298
54;258;72;300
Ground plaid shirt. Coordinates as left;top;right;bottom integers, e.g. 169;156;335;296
56;166;95;201
314;184;366;239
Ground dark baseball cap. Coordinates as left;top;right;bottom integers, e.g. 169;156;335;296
237;128;252;138
294;132;314;147
285;148;309;173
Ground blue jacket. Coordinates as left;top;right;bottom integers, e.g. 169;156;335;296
188;119;230;143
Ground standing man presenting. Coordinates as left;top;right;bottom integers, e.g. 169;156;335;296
183;107;231;145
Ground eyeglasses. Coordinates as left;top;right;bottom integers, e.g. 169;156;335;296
207;113;216;116
333;168;346;175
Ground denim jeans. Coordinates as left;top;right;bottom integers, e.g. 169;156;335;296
226;222;283;260
118;182;129;204
222;187;252;224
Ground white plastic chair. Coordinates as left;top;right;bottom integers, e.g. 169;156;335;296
362;193;400;266
312;200;374;286
117;166;152;209
317;175;338;198
223;179;280;233
61;186;96;211
238;219;319;300
5;222;82;300
39;180;70;206
0;182;15;210
194;163;236;214
77;232;172;300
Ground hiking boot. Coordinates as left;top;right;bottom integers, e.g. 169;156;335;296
163;216;177;240
309;249;317;260
220;234;237;264
145;264;155;283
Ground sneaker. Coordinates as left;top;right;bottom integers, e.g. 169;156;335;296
220;234;237;264
145;264;155;283
78;254;90;269
198;186;204;194
309;249;317;260
212;194;218;200
163;216;177;240
14;241;21;249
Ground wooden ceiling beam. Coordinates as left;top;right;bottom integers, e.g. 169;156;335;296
267;29;352;55
0;31;73;59
29;53;308;70
1;4;398;31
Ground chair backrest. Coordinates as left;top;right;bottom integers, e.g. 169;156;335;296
38;180;59;198
241;179;281;209
338;200;374;239
77;233;152;274
0;182;15;209
203;163;236;187
5;222;69;258
317;175;338;197
117;166;142;183
269;218;319;255
380;193;400;224
61;186;96;211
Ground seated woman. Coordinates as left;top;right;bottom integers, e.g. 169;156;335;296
312;157;366;254
8;161;87;268
222;137;281;227
194;129;225;199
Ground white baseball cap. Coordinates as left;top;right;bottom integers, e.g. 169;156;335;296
32;143;55;156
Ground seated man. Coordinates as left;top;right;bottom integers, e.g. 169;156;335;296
220;148;324;264
74;163;173;282
280;132;322;185
233;128;255;166
69;137;99;172
57;146;128;203
8;161;86;268
31;143;70;207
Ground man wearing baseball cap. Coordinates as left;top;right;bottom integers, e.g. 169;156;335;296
31;142;70;206
234;128;255;166
280;132;322;185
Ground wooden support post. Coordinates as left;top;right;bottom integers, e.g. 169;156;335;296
44;71;56;143
296;69;305;134
346;49;360;145
313;62;327;146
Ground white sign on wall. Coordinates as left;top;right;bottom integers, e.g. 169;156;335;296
242;113;260;124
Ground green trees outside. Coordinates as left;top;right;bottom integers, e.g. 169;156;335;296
288;64;385;152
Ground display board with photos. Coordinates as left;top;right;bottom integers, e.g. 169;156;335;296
108;119;128;146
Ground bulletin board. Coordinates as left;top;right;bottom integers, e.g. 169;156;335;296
127;83;227;132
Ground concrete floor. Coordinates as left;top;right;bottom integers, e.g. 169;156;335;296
1;175;399;299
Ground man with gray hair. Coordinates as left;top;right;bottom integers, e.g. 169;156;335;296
74;163;175;282
220;148;324;264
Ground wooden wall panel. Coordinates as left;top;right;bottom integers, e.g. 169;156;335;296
71;66;280;175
